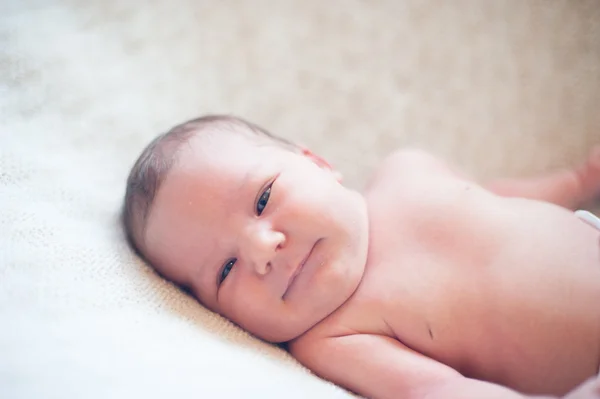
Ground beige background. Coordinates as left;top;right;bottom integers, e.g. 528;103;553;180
1;1;599;398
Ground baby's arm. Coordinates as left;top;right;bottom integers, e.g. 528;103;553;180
290;333;553;399
484;147;600;210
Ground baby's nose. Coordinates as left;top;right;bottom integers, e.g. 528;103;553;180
242;223;285;275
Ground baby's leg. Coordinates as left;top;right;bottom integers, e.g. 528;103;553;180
485;146;600;210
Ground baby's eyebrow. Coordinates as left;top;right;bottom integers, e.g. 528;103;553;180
190;236;222;298
236;158;262;193
237;169;251;192
196;254;221;301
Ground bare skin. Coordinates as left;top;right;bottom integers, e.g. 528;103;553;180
290;148;600;398
144;129;600;399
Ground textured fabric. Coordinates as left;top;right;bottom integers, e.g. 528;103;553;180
1;1;599;398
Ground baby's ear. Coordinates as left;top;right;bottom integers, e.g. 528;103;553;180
299;146;343;183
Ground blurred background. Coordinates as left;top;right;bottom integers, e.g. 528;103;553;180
3;0;599;188
1;1;599;398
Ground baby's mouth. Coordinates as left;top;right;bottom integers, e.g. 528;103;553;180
283;240;319;299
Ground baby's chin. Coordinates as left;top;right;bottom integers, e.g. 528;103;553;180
265;257;367;343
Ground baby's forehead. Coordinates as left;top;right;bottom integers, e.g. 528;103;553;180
186;125;268;150
175;130;282;173
166;137;268;200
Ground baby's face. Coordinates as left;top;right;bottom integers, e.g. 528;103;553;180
144;131;369;342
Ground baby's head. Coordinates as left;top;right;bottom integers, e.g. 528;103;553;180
122;115;369;342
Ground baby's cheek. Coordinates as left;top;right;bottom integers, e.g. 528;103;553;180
226;278;264;313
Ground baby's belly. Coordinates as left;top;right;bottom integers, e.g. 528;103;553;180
382;200;600;395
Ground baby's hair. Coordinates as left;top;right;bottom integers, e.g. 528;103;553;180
121;114;294;268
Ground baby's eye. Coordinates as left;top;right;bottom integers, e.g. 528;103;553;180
256;184;272;216
220;258;236;284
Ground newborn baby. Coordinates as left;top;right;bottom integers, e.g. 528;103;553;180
122;115;600;399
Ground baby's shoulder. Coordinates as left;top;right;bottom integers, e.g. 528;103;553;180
366;149;462;208
367;149;456;192
365;149;489;238
376;148;453;175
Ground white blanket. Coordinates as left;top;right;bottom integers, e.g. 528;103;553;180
1;1;599;398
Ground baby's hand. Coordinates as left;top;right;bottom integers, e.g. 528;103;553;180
563;374;600;399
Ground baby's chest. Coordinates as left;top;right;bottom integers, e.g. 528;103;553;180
354;188;517;358
354;204;600;382
358;247;485;349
